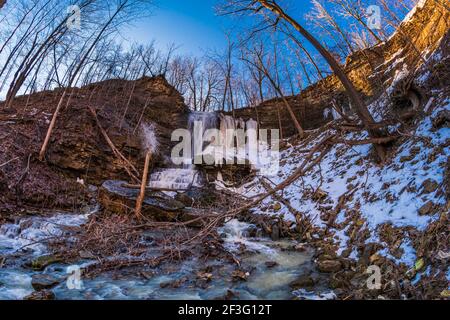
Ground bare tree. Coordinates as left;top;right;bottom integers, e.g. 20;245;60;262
305;0;355;55
328;0;385;44
241;42;305;137
221;0;388;161
39;0;154;160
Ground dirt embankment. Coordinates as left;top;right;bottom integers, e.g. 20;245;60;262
0;76;189;216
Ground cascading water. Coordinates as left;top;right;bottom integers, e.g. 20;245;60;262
148;168;200;190
142;112;219;190
189;112;219;166
144;112;275;189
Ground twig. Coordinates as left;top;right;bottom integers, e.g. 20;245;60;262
0;157;19;168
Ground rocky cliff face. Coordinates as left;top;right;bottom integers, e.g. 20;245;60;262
231;0;450;137
0;76;189;212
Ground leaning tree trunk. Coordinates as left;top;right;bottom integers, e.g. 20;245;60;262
39;1;127;161
257;0;387;162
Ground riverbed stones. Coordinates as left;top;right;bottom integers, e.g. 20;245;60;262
265;261;278;268
290;275;315;289
175;192;194;207
316;259;343;273
31;274;61;291
26;255;62;271
24;290;55;300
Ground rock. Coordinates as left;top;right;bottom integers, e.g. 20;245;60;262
432;110;450;129
290;275;315;289
27;255;62;271
313;189;328;201
329;274;346;289
421;179;439;194
400;155;414;163
265;261;278;268
183;187;220;207
243;225;259;238
99;180;185;220
174;192;194;207
79;250;96;259
418;201;435;215
24;290;55;300
176;208;210;228
272;203;282;212
31;274;61;291
317;260;342;273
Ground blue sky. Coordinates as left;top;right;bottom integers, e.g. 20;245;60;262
124;0;231;55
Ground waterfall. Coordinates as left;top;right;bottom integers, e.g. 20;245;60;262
148;168;201;190
188;112;219;165
146;112;219;190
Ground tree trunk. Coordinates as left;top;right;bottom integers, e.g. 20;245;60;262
135;152;152;218
257;0;386;161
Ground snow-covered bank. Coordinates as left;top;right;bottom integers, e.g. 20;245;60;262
223;37;450;298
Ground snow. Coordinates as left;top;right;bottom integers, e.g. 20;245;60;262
387;64;410;94
229;92;449;268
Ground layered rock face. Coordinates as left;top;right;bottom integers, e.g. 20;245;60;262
230;0;450;137
45;76;190;183
0;76;189;211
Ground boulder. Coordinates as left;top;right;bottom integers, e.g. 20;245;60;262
175;192;194;207
270;224;280;241
290;275;315;289
99;180;185;220
31;274;61;291
419;201;435;215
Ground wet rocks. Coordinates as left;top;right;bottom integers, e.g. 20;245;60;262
270;224;280;241
316;260;343;273
231;269;250;281
432;110;450;129
24;290;55;300
26;255;62;271
31;274;61;291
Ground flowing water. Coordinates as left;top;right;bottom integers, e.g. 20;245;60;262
0;112;332;300
148;168;201;190
0;210;332;300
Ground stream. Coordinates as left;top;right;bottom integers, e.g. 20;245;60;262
0;112;335;300
0;209;334;300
